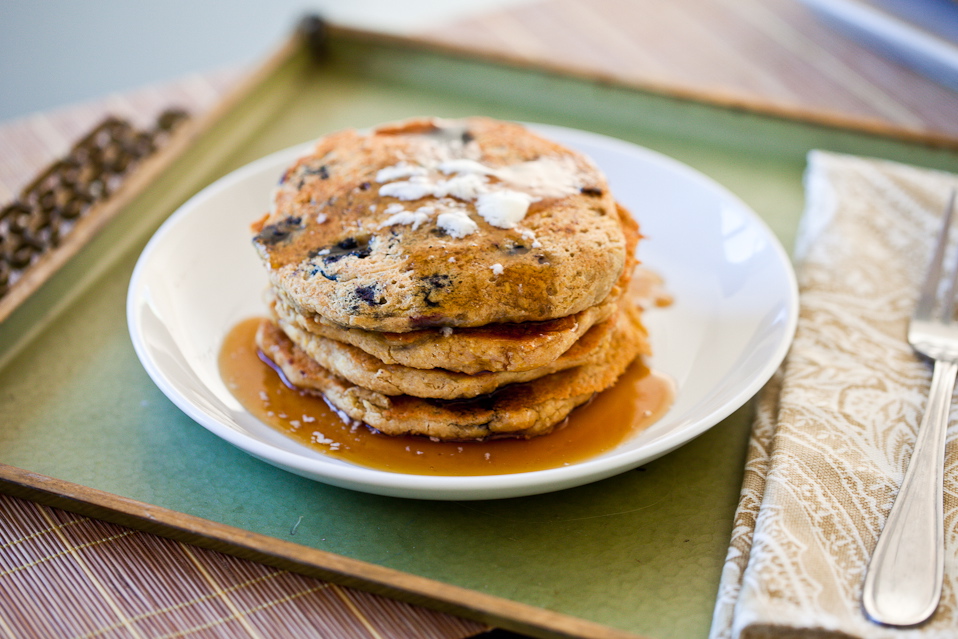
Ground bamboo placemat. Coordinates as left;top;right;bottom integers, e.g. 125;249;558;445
0;492;488;638
2;0;956;636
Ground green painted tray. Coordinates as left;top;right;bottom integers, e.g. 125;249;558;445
4;19;958;639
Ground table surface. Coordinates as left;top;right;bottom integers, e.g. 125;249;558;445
2;1;955;637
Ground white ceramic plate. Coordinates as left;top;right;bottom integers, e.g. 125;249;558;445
127;123;798;500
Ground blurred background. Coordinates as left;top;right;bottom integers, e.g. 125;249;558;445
4;0;958;204
5;0;958;124
3;0;958;130
0;0;534;121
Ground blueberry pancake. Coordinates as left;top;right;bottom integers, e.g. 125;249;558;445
255;298;649;441
252;117;630;333
271;294;649;400
250;116;651;442
269;286;617;375
266;205;638;374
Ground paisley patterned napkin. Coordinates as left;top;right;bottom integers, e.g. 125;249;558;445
710;151;958;639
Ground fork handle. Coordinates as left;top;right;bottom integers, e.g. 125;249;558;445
862;357;955;626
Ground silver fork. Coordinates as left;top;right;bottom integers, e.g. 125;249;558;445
863;191;957;626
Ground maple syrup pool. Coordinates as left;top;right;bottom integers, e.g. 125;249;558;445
219;318;674;476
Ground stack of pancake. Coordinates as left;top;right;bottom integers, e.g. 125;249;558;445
251;117;650;441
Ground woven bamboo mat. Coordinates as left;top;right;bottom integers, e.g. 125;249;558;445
0;492;488;638
2;0;956;636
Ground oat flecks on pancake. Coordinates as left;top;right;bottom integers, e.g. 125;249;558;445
256;297;649;441
252;116;629;332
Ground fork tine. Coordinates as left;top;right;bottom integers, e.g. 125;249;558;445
917;190;957;322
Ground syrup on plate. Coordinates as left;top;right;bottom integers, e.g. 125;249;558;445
219;317;674;476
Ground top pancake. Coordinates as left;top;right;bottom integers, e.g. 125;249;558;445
252;117;630;332
269;203;639;374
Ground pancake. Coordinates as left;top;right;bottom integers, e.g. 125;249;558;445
270;287;618;375
268;202;641;374
248;116;653;442
252;117;630;332
273;293;649;399
256;297;650;441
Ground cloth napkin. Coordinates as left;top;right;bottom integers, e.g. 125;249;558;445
710;151;958;639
